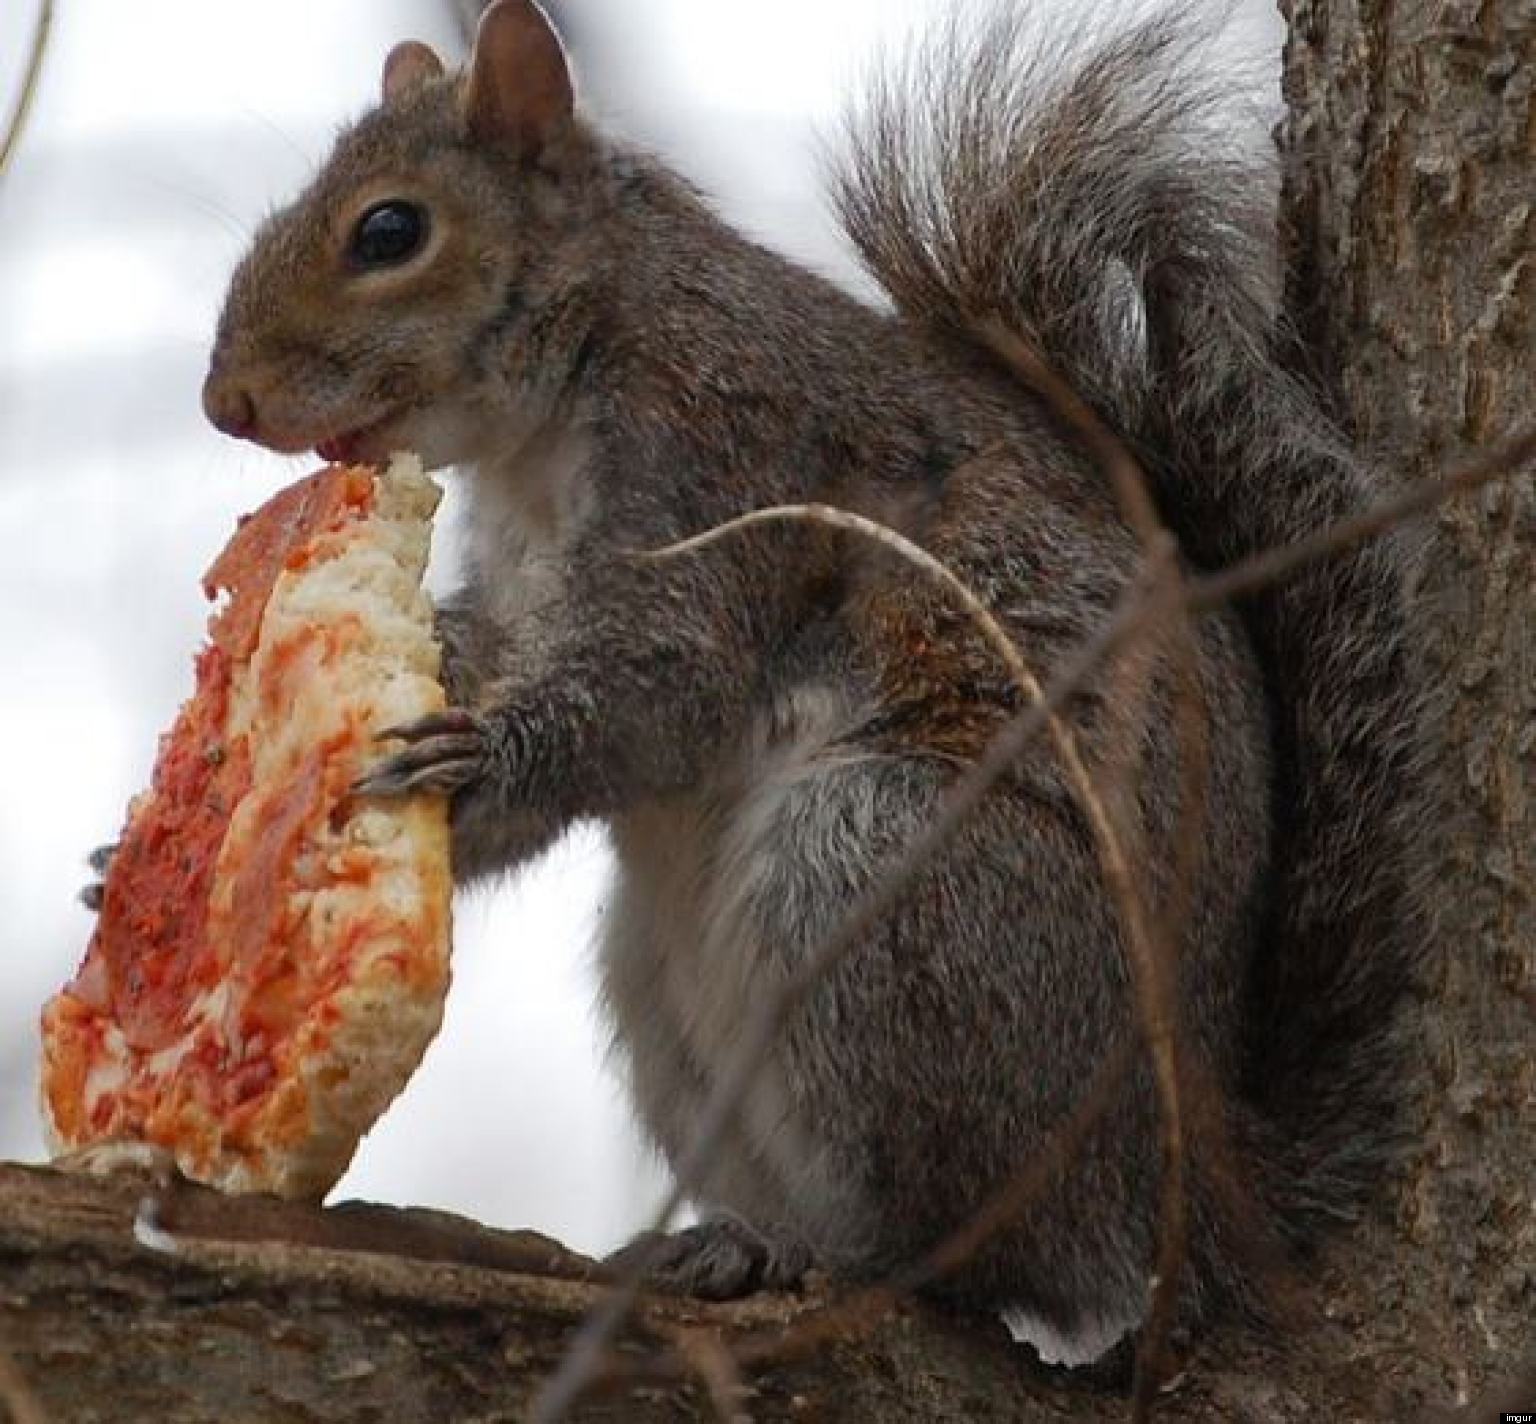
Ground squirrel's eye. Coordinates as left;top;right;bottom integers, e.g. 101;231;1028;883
348;201;429;268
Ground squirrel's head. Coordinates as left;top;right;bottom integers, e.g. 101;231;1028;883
203;0;594;470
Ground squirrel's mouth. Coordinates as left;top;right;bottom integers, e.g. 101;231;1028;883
315;411;398;465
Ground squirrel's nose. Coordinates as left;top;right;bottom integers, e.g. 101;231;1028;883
202;373;258;439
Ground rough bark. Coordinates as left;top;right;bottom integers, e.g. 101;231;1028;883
0;1160;1521;1422
0;1163;1054;1423
1279;0;1536;1401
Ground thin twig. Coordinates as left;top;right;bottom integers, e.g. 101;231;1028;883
582;1290;894;1398
655;508;1182;1283
0;1343;48;1424
977;321;1166;545
0;0;54;183
646;501;1067;709
662;509;1190;1403
905;1036;1138;1291
533;505;1184;1422
531;422;1536;1420
1421;1367;1536;1422
979;318;1206;1417
664;1326;753;1424
565;1047;1142;1400
1190;425;1536;613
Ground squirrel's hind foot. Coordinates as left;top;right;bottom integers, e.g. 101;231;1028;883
605;1218;812;1300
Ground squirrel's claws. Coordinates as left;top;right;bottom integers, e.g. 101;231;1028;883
604;1221;812;1300
376;709;481;744
357;710;488;797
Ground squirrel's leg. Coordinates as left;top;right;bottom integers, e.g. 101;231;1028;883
363;554;783;881
603;749;1163;1323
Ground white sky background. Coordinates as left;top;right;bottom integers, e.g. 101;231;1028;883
0;0;1281;1256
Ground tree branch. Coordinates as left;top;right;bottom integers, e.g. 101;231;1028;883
0;0;53;184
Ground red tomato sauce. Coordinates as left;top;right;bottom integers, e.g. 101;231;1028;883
82;465;377;1054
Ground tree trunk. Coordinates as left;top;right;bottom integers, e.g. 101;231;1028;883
1279;0;1536;1401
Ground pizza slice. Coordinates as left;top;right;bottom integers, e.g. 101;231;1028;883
40;454;452;1200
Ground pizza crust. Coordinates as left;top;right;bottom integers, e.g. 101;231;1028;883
41;455;452;1200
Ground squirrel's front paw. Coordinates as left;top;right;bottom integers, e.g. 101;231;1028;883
604;1219;811;1301
355;708;490;798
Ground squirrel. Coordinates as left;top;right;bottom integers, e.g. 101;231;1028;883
199;0;1427;1352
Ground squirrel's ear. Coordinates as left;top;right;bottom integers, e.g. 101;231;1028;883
463;0;573;153
382;41;445;104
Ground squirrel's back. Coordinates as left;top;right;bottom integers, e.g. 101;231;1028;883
833;7;1429;1236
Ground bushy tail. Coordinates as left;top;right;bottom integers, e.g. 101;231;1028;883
833;7;1429;1234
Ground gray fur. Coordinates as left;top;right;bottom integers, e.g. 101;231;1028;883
830;5;1428;1228
207;4;1427;1343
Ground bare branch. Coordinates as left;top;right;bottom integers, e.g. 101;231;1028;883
664;1325;753;1424
1421;1367;1536;1422
578;1041;1141;1406
660;508;1199;1413
0;0;54;184
532;422;1536;1420
536;502;1183;1421
645;502;1055;706
976;320;1166;546
908;1036;1138;1292
0;1342;48;1424
976;317;1210;1418
1189;426;1536;613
